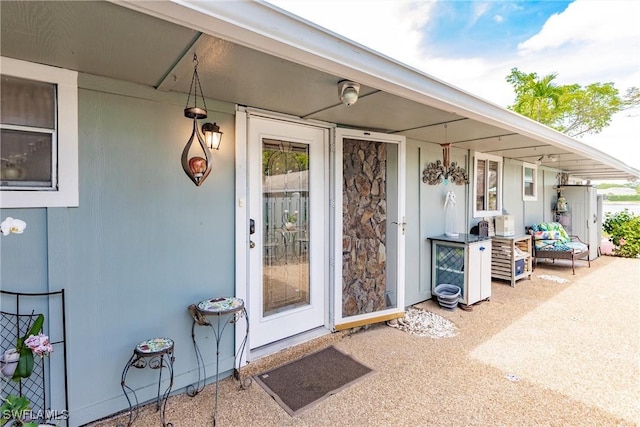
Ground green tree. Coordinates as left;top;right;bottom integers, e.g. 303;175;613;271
506;67;639;137
506;68;562;123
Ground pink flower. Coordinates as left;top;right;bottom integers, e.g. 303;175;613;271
619;238;626;246
24;333;54;357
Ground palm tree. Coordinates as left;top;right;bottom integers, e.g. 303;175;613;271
507;68;563;125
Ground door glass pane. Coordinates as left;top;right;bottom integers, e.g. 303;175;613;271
262;139;310;317
488;160;499;211
342;138;398;317
435;244;465;301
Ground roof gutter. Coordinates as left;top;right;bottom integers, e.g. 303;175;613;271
113;0;639;179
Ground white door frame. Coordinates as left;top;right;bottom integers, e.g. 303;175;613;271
235;110;406;358
235;107;334;360
332;128;406;330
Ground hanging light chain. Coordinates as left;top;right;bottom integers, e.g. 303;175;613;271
184;53;208;114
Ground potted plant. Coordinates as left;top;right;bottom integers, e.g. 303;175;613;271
0;217;32;380
1;314;53;382
0;218;29;379
0;350;20;379
282;210;298;230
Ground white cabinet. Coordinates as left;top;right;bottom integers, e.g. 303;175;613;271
430;235;492;306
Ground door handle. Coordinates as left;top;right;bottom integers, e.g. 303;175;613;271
392;219;407;235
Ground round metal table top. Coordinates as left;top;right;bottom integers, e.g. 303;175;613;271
196;297;245;315
134;337;174;356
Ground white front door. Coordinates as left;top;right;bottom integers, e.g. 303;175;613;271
247;116;328;349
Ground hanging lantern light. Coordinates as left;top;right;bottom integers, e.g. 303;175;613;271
181;53;222;186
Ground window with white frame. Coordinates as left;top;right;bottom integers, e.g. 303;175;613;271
522;162;537;201
0;57;78;208
473;152;503;217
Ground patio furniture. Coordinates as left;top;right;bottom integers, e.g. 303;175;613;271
187;297;250;426
528;222;590;275
491;235;532;286
296;228;309;260
120;337;175;427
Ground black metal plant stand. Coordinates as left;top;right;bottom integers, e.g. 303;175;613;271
187;297;250;426
120;338;175;427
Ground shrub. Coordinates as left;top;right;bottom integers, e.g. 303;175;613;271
603;209;640;258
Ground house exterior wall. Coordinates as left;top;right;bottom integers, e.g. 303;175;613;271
404;146;560;307
405;139;469;306
1;73;238;426
502;158;525;225
503;159;559;231
0;66;572;426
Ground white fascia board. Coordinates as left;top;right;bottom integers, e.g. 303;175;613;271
113;0;640;179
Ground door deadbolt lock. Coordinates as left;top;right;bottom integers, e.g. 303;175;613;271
250;240;256;249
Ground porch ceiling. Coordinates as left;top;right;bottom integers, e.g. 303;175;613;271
1;1;637;181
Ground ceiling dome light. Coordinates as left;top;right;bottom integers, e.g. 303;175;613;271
338;80;360;106
537;154;560;165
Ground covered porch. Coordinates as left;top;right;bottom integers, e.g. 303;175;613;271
89;255;639;426
1;2;639;425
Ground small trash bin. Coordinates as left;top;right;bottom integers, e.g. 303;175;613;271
434;284;461;310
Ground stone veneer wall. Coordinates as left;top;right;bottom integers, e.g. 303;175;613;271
342;138;387;317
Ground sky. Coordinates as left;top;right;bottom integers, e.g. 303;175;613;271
268;0;640;174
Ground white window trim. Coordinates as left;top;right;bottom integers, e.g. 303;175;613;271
522;162;538;201
473;151;503;218
0;57;78;208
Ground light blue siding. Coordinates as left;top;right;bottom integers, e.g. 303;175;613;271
1;74;238;426
404;139;469;306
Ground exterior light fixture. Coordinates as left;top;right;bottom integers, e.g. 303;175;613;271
338;80;360;106
202;122;223;150
181;53;222;186
536;154;559;165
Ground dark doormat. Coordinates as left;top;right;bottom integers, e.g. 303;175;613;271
254;345;374;416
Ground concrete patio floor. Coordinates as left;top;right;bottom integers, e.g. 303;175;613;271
89;255;639;426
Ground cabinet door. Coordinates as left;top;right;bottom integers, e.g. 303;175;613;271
467;240;491;305
433;242;465;302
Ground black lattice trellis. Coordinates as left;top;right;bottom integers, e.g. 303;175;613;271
1;290;68;426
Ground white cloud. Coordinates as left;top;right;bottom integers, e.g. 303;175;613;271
268;0;640;171
269;0;434;67
472;2;491;23
518;0;639;55
582;107;640;172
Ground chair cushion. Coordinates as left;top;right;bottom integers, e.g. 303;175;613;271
531;222;574;251
565;241;588;253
